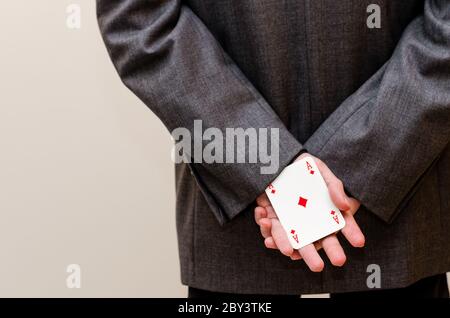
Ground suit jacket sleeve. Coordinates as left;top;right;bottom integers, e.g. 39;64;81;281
96;0;303;225
304;0;450;224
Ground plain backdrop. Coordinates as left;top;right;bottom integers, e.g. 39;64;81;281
0;1;447;298
0;1;184;297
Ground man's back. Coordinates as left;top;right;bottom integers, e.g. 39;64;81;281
187;0;422;142
97;0;450;294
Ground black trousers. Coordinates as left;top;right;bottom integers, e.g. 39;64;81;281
188;273;449;299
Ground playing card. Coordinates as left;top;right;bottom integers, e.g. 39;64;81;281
265;156;345;249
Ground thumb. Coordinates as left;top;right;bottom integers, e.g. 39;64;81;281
328;181;350;211
314;158;350;211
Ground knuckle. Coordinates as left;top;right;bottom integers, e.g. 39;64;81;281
256;197;263;206
281;247;293;257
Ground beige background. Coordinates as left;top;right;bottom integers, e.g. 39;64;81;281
0;1;447;298
0;1;184;297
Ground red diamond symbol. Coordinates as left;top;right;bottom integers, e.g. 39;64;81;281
310;170;315;175
298;196;308;207
271;189;276;194
291;229;295;234
330;210;336;215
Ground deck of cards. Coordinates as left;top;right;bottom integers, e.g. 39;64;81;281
265;157;345;249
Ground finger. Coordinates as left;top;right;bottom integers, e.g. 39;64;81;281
271;219;294;256
347;197;361;216
256;193;271;208
314;240;323;251
259;218;272;239
341;212;365;248
265;205;278;219
266;235;301;258
290;251;302;260
328;180;350;211
264;237;277;249
299;244;324;272
254;206;267;225
315;159;350;211
321;235;347;267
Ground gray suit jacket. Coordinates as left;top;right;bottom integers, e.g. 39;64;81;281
97;0;450;294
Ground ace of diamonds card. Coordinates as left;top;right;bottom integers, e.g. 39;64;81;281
265;157;345;249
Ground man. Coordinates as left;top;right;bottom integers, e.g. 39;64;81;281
97;0;450;297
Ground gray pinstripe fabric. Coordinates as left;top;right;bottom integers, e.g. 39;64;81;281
97;0;450;294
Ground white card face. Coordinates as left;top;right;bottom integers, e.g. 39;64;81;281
265;157;345;249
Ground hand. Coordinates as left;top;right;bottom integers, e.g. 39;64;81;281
254;153;365;272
